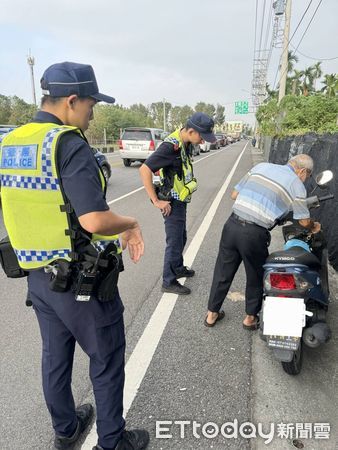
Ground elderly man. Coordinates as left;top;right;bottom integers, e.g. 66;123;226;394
205;154;320;329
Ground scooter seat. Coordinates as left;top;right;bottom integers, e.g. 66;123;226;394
266;247;321;270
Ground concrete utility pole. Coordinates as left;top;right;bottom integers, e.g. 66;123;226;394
163;98;166;131
27;51;37;106
278;0;292;103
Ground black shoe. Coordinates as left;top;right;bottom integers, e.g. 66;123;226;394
161;281;191;295
175;266;195;279
116;429;150;450
54;403;94;450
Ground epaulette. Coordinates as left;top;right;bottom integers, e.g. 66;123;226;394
165;137;180;152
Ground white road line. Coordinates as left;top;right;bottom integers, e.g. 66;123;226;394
107;147;228;205
81;141;248;449
108;186;145;205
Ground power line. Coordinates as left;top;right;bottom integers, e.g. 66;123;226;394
272;0;316;90
254;0;259;55
258;0;267;55
290;43;338;61
274;0;324;91
292;0;323;53
263;0;273;51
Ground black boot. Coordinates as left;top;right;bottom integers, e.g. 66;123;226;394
161;281;191;295
54;403;94;449
175;266;195;279
93;429;149;450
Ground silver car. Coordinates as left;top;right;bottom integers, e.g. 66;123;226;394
118;127;165;167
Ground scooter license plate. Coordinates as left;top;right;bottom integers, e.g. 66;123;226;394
267;335;300;350
263;296;305;337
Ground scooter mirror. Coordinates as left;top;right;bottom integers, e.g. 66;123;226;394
315;170;333;186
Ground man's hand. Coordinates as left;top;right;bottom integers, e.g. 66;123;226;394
311;221;321;234
121;224;144;263
154;199;171;216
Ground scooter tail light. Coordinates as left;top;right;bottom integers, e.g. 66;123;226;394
270;273;296;290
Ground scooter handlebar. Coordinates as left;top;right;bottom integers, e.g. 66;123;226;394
318;194;334;202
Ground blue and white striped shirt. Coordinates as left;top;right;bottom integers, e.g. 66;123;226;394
233;162;309;229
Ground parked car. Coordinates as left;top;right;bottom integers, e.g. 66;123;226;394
91;147;112;183
118;127;165;166
192;144;200;156
199;142;211;153
210;139;221;150
227;136;234;144
215;133;227;147
0;125;17;136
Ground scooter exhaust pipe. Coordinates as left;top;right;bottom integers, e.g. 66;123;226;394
303;322;331;348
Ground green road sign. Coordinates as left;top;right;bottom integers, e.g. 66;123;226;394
235;101;249;114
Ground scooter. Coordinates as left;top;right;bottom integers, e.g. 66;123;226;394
260;170;334;375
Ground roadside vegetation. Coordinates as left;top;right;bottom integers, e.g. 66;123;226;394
256;52;338;137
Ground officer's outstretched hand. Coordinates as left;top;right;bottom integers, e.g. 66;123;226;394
154;199;171;216
121;224;144;263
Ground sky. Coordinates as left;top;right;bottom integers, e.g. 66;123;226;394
0;0;337;126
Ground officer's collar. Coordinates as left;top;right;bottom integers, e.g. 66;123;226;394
32;111;64;125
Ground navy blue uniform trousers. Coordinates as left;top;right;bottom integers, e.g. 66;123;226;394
163;199;187;286
28;269;125;449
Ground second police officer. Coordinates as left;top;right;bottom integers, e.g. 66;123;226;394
139;113;216;295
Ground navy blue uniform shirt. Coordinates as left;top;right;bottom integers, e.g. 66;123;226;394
33;111;109;217
144;140;192;179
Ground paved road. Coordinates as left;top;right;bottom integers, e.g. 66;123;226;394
0;143;337;450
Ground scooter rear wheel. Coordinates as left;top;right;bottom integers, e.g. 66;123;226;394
281;341;303;375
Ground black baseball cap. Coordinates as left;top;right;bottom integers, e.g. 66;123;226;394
40;61;115;104
186;112;216;143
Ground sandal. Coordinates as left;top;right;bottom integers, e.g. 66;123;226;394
204;310;225;327
242;317;259;330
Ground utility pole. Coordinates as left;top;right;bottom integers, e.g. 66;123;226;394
163;98;166;131
278;0;292;103
27;51;37;106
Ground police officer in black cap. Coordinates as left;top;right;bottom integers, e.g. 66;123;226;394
139;113;216;294
0;62;149;450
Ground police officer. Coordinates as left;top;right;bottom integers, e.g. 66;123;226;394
0;62;149;450
139;113;216;295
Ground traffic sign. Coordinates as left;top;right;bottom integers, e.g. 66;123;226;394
235;101;249;114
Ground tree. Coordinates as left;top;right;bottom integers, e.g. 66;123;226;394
312;62;322;91
0;95;11;124
8;96;37;125
289;70;303;96
287;51;299;74
214;104;225;127
149;101;172;129
321;74;338;98
301;66;315;96
194;102;216;118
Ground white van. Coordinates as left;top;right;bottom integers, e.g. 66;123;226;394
118;127;166;167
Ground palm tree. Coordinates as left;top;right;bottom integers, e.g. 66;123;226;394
321;74;338;97
287;51;299;74
289;70;304;95
301;66;315;96
312;62;322;91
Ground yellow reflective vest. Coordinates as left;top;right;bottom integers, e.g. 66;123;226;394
0;122;121;270
159;129;197;203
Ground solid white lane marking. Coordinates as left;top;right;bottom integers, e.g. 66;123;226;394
108;186;145;205
107;145;238;205
81;141;248;449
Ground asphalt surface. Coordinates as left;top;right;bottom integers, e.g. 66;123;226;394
0;143;337;450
